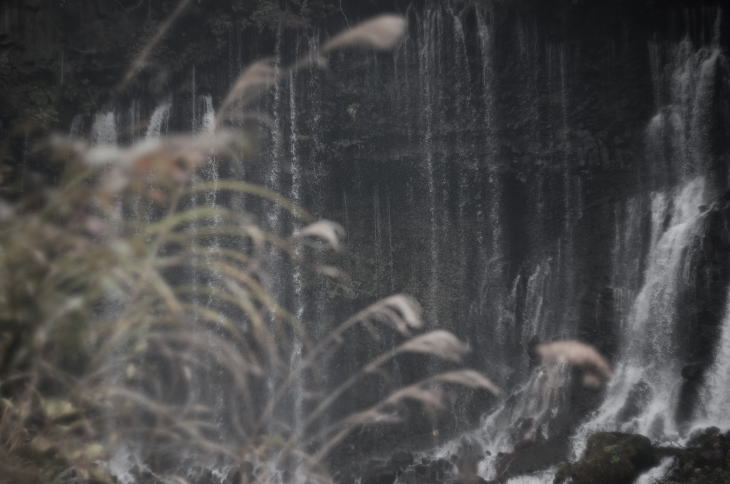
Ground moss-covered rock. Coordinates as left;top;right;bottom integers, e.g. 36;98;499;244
554;432;657;484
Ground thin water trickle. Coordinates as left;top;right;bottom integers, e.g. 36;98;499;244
92;111;117;145
417;6;441;324
452;6;473;327
267;22;285;241
128;100;141;143
145;100;171;140
69;114;84;137
57;5;730;483
191;66;197;131
288;63;307;437
476;2;504;333
634;457;675;484
504;469;558;484
426;255;565;481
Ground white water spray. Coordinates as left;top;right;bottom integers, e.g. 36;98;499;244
572;177;707;455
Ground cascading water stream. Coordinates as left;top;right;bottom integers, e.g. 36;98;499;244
92;111;117;145
145;99;171;140
288;62;306;440
693;286;730;430
105;102;165;483
634;457;676;484
198;94;225;427
475;2;501;287
451;6;470;294
90;108;143;484
128;100;141;143
46;4;730;483
259;23;287;440
266;22;286;258
417;6;441;324
571;37;724;456
91;111;121;226
425;257;565;481
572;177;707;452
408;15;728;482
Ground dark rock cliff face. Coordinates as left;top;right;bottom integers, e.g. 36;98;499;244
554;428;730;484
3;0;730;479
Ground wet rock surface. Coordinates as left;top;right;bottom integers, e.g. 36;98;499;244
550;428;730;484
492;435;569;482
358;440;490;484
357;450;416;484
655;427;730;484
357;427;730;484
554;432;657;484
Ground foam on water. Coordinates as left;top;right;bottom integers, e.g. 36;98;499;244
572;177;707;456
634;457;675;484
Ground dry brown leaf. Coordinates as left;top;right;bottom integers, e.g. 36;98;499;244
536;340;613;380
322;15;407;53
383;384;445;410
397;330;470;363
294;220;346;251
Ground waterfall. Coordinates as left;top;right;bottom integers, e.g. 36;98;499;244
198;94;224;427
609;196;648;335
288;60;306;438
373;187;383;294
504;470;558;484
69;114;84;137
44;3;730;483
428;257;564;480
417;6;442;324
475;364;569;481
91;111;117;145
634;457;676;484
474;4;506;365
264;22;286;312
572;177;707;452
402;0;506;349
646;40;723;183
128;100;141;143
571;37;722;453
450;4;476;334
91;111;121;227
105;100;173;483
191;66;197;131
201;95;216;133
145;99;171;139
694;286;730;429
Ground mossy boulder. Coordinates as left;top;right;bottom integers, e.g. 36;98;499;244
554;432;657;484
